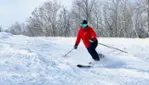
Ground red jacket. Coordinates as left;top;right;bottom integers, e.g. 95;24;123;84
75;26;98;48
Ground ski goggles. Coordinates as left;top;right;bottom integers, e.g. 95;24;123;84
81;24;88;28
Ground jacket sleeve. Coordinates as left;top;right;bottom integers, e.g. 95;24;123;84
75;29;81;45
89;27;97;40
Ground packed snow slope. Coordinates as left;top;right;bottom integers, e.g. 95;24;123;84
0;32;149;85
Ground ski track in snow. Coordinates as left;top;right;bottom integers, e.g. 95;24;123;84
0;32;149;85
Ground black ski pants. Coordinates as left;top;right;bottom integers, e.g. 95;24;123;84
87;40;100;61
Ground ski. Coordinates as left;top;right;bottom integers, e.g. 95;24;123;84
76;54;105;68
77;64;91;68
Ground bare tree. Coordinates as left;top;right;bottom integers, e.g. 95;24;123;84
103;0;122;37
42;1;61;36
26;1;61;36
58;7;71;37
146;0;149;36
72;0;97;22
8;22;22;35
119;0;134;37
91;1;105;37
26;16;44;36
103;0;137;37
133;0;148;38
71;0;99;36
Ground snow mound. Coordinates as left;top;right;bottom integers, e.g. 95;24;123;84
0;32;12;38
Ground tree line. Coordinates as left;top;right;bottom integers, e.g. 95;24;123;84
0;26;2;32
4;0;149;38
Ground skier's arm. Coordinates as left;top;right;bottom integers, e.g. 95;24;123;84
75;29;81;46
89;27;97;40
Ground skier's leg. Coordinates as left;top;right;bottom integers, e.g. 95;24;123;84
91;41;100;61
87;47;95;60
92;48;99;61
87;40;100;61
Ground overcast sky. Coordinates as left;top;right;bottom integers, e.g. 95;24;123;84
0;0;72;28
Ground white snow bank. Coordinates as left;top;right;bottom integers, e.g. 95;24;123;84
0;35;149;85
0;32;12;38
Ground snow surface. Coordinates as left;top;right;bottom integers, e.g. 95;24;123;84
0;32;149;85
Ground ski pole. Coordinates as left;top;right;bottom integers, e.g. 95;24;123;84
63;48;74;57
98;43;128;53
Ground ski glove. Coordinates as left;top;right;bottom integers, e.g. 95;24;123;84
89;38;94;43
74;44;78;49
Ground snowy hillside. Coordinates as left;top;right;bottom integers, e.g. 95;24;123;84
0;32;149;85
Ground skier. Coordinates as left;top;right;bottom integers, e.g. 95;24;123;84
73;20;100;63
